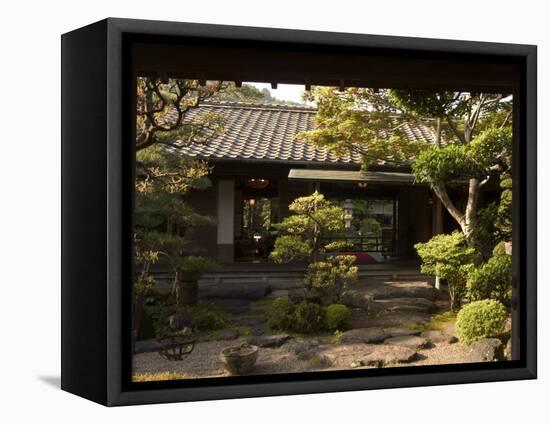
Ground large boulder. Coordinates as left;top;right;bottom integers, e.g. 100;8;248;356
354;345;418;367
341;290;373;309
465;338;505;362
341;328;388;344
384;335;431;349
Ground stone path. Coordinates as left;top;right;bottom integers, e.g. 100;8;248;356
133;275;506;380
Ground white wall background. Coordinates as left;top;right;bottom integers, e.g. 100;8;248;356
0;0;546;422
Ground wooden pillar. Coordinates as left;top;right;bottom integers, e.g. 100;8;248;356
216;179;235;263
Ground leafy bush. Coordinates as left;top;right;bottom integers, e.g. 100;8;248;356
175;255;218;281
456;300;507;343
323;304;352;331
415;231;477;310
467;254;512;304
305;255;358;304
270;235;310;264
191;302;228;331
294;301;325;333
267;298;296;331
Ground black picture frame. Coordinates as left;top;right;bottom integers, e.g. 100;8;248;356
61;18;537;406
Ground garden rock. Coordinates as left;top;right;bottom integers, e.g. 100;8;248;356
383;327;420;338
384;335;431;349
216;329;240;340
134;339;160;354
341;290;373;309
355;345;418;367
505;338;512;360
286;339;321;359
247;334;291;348
370;297;436;314
341;328;387;344
465;338;504;362
421;330;458;344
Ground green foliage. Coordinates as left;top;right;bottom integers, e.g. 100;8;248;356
456;300;507;343
497;175;512;240
147;299;227;339
415;232;477;310
294;302;325;334
304;255;358;304
331;330;344;345
298;88;513;245
270;192;345;263
298;87;430;170
323;304;352;331
270;235;310;263
191;302;228;331
467;254;512;304
267;298;296;332
267;298;325;334
174;255;218;281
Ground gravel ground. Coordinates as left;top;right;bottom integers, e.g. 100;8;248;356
132;335;495;380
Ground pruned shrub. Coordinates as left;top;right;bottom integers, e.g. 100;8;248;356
467;254;512;304
305;255;358;304
323;304;352;331
267;297;296;331
415;231;477;310
294;301;325;334
456;300;507;343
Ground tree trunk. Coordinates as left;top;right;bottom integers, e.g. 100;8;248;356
176;280;199;306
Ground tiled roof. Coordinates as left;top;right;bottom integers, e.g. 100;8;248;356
170;101;437;166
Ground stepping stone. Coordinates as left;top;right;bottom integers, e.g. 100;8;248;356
371;297;437;314
421;330;458;344
383;327;421;338
355;345;418;367
367;311;431;328
247;334;291;348
384;335;431;349
341;328;388;344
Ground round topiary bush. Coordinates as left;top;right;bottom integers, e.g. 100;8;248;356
267;298;295;332
293;301;325;334
456;299;507;343
323;304;351;331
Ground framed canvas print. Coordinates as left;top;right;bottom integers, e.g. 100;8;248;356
61;18;537;406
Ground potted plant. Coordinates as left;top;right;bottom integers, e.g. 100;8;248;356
173;256;218;306
220;343;259;375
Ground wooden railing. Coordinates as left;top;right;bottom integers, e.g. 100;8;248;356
321;235;395;253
